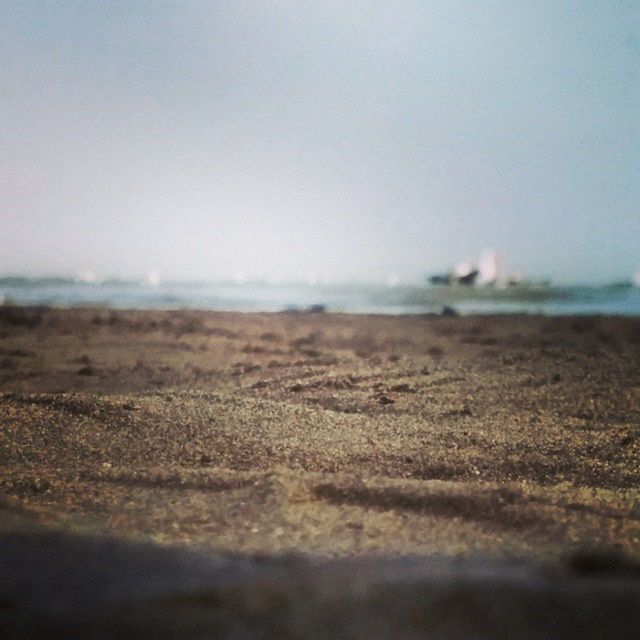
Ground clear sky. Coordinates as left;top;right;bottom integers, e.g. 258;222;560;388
1;1;638;284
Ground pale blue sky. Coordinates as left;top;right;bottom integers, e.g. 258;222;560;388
1;1;638;284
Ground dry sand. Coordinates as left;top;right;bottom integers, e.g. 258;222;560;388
0;306;639;637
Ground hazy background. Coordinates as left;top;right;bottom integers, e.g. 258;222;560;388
2;1;638;285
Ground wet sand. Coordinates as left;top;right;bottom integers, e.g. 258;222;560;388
0;306;639;637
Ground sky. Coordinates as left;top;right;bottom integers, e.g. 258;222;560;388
1;1;639;284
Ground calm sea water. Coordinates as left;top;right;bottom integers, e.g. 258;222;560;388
1;278;640;316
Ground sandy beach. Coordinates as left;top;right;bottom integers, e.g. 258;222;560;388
1;306;639;637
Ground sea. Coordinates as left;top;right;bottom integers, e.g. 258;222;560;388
2;277;640;316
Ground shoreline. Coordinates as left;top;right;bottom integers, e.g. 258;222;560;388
3;275;640;317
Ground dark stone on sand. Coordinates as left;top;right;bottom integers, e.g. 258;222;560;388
76;366;94;376
620;434;634;447
389;383;414;393
441;305;459;317
299;348;321;358
281;304;326;314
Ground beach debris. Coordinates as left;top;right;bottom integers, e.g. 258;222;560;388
389;383;415;393
76;365;94;376
281;304;327;314
306;304;326;314
441;306;459;317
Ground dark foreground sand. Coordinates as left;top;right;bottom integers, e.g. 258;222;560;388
0;306;639;638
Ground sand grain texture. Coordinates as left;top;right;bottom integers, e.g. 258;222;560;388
0;307;639;637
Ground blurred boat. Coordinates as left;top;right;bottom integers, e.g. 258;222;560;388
429;250;527;289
